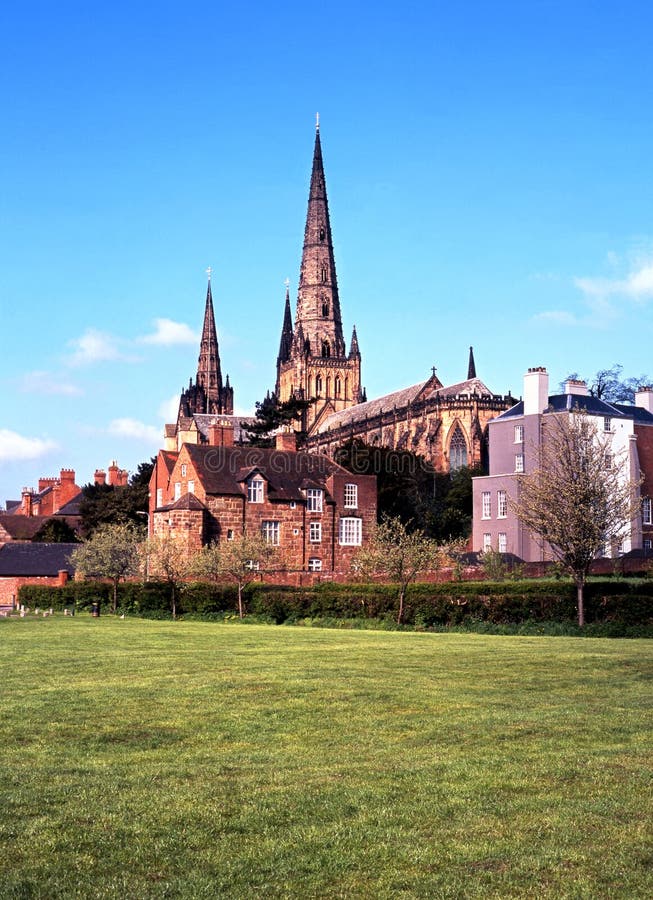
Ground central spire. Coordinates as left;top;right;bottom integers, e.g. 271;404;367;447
295;125;345;358
196;279;223;407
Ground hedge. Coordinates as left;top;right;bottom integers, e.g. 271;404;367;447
16;578;653;627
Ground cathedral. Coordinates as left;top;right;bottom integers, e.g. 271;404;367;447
164;121;514;471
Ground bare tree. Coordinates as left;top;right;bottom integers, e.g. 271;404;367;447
512;412;641;626
561;364;650;403
191;533;278;619
145;534;194;620
353;516;439;624
70;524;142;613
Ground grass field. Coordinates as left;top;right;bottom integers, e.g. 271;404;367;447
0;618;651;899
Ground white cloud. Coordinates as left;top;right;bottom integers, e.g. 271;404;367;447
532;310;579;326
139;318;198;346
108;418;161;444
19;370;83;396
574;258;653;303
66;328;122;366
0;429;58;463
158;393;181;423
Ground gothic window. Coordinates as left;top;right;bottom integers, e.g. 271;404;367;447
319;226;325;241
335;377;341;398
321;340;330;358
322;301;329;317
326;377;331;397
321;266;328;283
449;425;468;471
315;375;322;396
344;377;349;400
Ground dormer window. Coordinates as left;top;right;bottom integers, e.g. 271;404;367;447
306;488;323;512
247;476;264;503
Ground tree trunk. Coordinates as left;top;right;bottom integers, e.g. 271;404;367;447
397;586;405;624
238;583;244;620
112;579;118;614
172;584;176;620
576;580;585;628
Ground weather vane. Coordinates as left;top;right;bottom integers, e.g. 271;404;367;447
206;266;212;282
316;112;320;131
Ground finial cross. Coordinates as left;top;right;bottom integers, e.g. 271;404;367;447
206;266;212;282
431;366;437;378
316;112;320;131
284;277;290;289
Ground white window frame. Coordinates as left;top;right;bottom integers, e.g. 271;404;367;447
604;417;612;433
643;497;652;526
261;520;280;545
498;533;507;553
514;425;524;444
344;483;358;509
188;480;195;495
483;533;492;552
306;488;323;512
481;491;491;519
247;477;264;503
515;454;524;473
174;482;181;501
497;490;507;519
644;538;652;552
309;521;322;543
156;488;163;508
308;557;322;572
245;559;260;571
339;517;362;546
227;529;235;541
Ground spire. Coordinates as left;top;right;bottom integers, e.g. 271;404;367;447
196;278;223;411
277;280;294;366
467;346;477;380
349;324;360;359
295;123;346;358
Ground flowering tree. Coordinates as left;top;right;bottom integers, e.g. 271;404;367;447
191;533;278;619
353;516;439;624
70;524;142;613
145;534;194;620
512;412;640;626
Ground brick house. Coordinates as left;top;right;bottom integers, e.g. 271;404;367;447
149;424;376;576
0;543;76;610
472;367;653;560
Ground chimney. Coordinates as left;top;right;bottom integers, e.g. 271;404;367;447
38;477;57;492
57;570;69;587
108;461;119;486
523;367;549;416
635;387;653;413
94;469;106;486
60;468;75;485
208;420;235;447
564;379;589;397
21;488;33;517
275;429;297;452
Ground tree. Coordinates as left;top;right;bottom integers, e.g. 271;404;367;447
191;533;278;619
70;524;142;613
79;458;154;537
353;516;438;624
244;392;313;446
561;364;650;404
145;534;193;620
511;412;640;627
334;439;481;540
33;518;80;543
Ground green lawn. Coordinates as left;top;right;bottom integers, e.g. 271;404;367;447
1;618;651;899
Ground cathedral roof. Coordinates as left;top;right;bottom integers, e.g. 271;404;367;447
314;375;496;434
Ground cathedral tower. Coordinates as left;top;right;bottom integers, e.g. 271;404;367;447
276;121;363;432
178;275;233;419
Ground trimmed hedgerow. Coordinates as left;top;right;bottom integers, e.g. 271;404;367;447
17;577;653;626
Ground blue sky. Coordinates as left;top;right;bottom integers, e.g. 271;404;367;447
2;1;653;501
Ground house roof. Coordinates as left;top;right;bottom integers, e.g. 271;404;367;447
314;375;498;435
498;394;633;420
55;496;83;516
158;492;207;512
0;542;77;576
613;403;653;424
0;516;49;541
183;444;346;501
192;414;257;444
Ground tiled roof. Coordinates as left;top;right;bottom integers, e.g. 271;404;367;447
499;394;633;420
314;375;497;434
159;450;179;476
185;444;344;502
0;516;49;541
158;493;207;512
0;542;77;576
55;496;83;516
193;414;257;444
613;403;653;424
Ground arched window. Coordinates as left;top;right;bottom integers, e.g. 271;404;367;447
449;425;468;471
315;376;322;396
326;377;331;397
335;377;341;398
321;340;330;358
319;227;325;242
344;377;349;400
321;266;328;283
322;301;330;317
